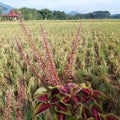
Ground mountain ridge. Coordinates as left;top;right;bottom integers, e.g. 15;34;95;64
0;2;13;14
69;11;79;15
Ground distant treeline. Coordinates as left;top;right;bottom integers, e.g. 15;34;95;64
14;8;120;20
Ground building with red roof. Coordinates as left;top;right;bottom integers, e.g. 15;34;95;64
2;10;20;21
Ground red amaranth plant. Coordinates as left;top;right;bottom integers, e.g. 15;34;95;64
15;20;120;120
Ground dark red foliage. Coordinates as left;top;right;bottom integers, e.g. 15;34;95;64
51;97;59;104
36;94;48;102
56;103;67;113
35;103;51;115
72;96;80;103
57;113;65;120
92;108;99;120
82;88;91;95
106;114;120;120
63;97;71;104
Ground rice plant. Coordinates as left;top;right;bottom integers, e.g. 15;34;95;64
0;20;120;120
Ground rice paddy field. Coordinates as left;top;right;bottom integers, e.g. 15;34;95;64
0;19;120;119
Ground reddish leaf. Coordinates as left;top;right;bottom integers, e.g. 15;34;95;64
82;105;90;119
92;90;106;102
56;103;70;115
92;90;104;97
56;103;67;113
51;96;59;104
106;114;120;120
82;96;86;103
90;103;103;120
51;88;60;96
82;109;89;120
82;88;91;95
36;94;49;102
57;113;65;120
61;96;71;106
81;88;91;103
82;94;90;103
72;96;80;103
98;113;120;120
63;97;71;104
34;103;51;115
92;108;99;120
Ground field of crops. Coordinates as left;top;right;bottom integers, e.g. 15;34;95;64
0;20;120;119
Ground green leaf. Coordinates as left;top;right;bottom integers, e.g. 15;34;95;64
34;86;48;97
67;116;78;120
98;113;106;120
80;83;88;88
87;117;95;120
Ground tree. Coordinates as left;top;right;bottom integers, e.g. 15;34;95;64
18;7;40;20
91;11;110;19
53;10;66;20
38;9;53;20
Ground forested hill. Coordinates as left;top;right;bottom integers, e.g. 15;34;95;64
14;8;120;20
0;6;120;20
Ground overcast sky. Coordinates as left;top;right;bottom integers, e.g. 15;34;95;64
0;0;120;14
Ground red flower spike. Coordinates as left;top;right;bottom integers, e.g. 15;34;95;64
59;85;69;94
34;103;51;115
